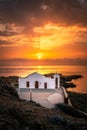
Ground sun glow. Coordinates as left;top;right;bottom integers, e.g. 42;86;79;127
37;53;43;60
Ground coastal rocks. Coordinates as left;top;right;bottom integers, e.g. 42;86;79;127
0;114;19;130
60;74;83;88
0;77;87;130
68;91;87;113
49;115;87;130
61;75;83;82
0;77;18;98
55;104;87;120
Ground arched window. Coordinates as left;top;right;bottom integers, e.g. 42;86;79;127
35;81;39;88
26;81;30;88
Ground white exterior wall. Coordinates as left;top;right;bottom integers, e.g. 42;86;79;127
44;77;55;89
54;74;60;88
19;72;60;89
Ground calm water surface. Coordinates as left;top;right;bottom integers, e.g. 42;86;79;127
0;65;87;93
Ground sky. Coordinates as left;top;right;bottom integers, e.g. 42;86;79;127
0;0;87;66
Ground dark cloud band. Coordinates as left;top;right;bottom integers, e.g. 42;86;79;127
0;0;87;27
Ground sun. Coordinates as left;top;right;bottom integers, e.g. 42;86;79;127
37;53;42;60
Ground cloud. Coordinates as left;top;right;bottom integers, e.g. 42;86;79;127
68;42;87;52
0;0;87;60
0;23;24;36
32;23;87;50
0;58;87;66
0;39;14;47
0;40;14;47
0;31;18;37
77;0;85;4
56;41;87;59
0;0;42;25
0;33;32;48
0;0;87;28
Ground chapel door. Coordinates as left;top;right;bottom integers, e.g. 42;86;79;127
35;81;39;88
44;83;47;89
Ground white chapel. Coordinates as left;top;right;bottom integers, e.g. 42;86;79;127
19;72;60;89
18;72;71;108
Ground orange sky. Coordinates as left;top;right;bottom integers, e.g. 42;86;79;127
0;0;87;66
0;23;87;60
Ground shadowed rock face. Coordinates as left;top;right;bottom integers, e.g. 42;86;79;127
0;77;18;98
0;78;87;130
60;75;83;88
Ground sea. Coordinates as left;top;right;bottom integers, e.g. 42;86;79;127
0;65;87;93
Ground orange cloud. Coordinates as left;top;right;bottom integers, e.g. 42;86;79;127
33;23;87;51
0;22;87;60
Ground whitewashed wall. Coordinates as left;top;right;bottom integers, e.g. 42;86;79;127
54;74;60;88
19;72;60;89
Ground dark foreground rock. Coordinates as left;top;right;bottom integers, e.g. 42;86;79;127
0;78;87;130
68;91;87;113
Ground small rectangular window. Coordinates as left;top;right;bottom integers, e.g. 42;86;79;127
26;81;29;87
